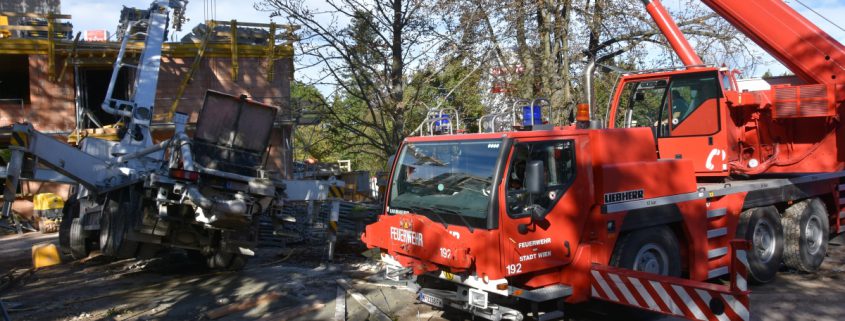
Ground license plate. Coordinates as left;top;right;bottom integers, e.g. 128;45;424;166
418;292;444;308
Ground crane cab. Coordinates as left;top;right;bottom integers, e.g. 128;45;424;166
607;67;736;177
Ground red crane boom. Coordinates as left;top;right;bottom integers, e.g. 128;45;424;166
641;0;704;67
701;0;845;86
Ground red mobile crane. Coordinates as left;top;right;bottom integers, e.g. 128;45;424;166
361;0;845;320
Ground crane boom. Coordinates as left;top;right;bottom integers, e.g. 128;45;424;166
641;0;703;67
701;0;844;86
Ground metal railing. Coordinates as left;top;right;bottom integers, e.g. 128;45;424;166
411;97;559;137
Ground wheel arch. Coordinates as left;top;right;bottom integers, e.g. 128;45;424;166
619;204;689;272
620;204;683;232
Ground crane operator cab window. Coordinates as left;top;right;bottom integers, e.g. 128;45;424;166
614;72;721;137
506;140;576;218
666;73;721;136
614;79;670;137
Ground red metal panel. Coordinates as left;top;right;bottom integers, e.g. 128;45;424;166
771;84;836;118
701;0;845;87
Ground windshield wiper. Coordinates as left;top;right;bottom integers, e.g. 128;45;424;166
438;206;475;233
405;206;449;230
395;205;476;234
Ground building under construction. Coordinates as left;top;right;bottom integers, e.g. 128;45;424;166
0;0;297;218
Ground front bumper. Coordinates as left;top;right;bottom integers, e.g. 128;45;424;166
381;253;573;320
418;287;523;321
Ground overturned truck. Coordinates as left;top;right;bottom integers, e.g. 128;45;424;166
0;0;285;269
3;90;283;269
62;91;282;269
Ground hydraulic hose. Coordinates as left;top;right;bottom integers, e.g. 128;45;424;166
173;132;247;217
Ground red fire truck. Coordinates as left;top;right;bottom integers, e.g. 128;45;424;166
362;0;845;320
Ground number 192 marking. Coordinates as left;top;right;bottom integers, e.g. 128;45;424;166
440;248;451;259
506;263;522;275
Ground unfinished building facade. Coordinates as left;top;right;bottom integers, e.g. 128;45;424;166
0;4;296;219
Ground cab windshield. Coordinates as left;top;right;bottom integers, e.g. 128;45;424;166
388;139;503;229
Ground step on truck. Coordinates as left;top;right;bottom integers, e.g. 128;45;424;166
361;0;845;320
0;0;285;269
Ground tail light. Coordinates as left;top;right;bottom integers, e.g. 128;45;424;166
170;169;200;181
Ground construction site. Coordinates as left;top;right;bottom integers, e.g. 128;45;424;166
0;0;844;320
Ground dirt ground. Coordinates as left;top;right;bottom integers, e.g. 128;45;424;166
1;232;843;321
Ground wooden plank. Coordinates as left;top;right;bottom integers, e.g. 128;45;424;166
230;20;239;81
209;19;299;32
47;16;55;81
56;31;81;82
334;286;346;321
166;23;212;121
210;20;272;28
0;25;72;31
0;40;294;58
336;278;392;321
267;23;276;82
0;12;71;19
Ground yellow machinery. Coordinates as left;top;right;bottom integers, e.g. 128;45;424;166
33;193;64;233
32;243;61;268
0;16;10;39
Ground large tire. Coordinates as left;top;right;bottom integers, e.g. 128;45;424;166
69;218;90;260
207;251;231;269
736;206;783;284
782;198;829;272
228;255;248;270
611;226;682;277
99;189;140;258
205;251;248;270
59;194;80;254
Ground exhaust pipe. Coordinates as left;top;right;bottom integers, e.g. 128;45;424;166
583;58;597;120
577;57;600;129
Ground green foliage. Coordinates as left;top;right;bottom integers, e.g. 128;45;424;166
405;59;485;133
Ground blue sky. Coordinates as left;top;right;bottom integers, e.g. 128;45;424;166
62;0;845;79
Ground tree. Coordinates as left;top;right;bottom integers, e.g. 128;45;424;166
290;81;333;162
432;0;770;117
256;0;438;169
261;0;772;171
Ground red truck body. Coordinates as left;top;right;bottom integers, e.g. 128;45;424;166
362;1;845;320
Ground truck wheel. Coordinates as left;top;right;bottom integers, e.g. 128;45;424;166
782;198;829;272
228;255;248;270
736;206;783;284
100;190;140;258
207;251;232;269
206;251;249;270
59;194;80;254
611;226;681;277
69;218;90;260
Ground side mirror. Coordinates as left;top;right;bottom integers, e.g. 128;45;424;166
525;160;545;195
